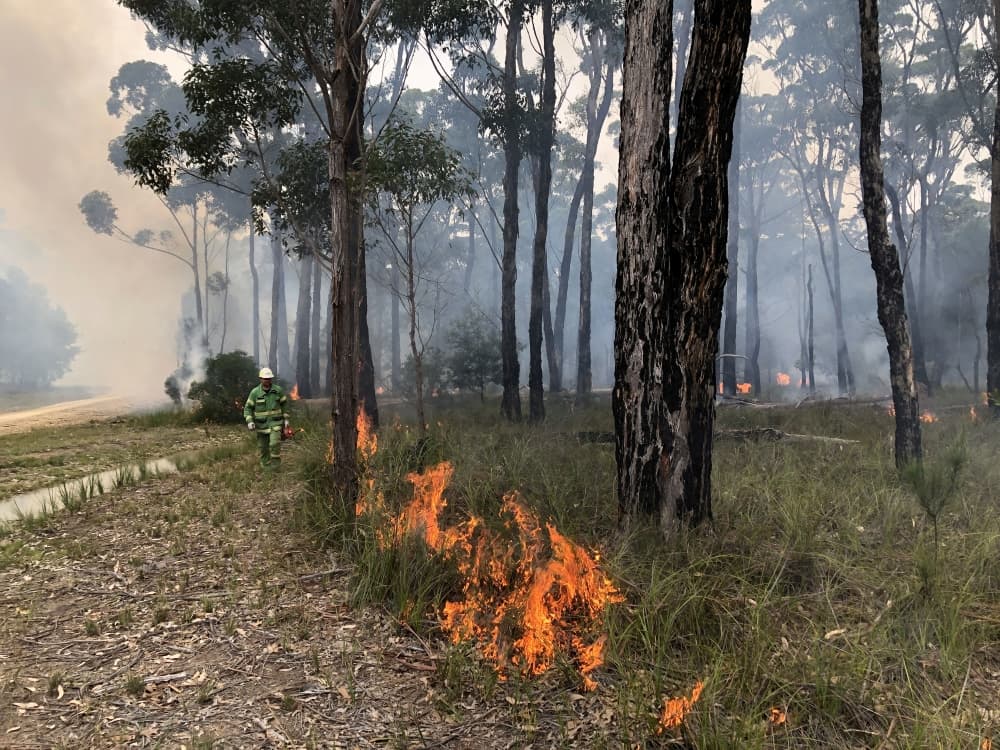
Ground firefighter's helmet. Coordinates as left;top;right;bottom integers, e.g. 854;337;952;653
258;367;274;379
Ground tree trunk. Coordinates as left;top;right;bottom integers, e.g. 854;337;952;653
744;221;760;393
807;264;816;394
406;223;426;435
463;209;476;294
269;231;281;376
500;0;524;422
857;0;922;467
327;0;365;516
886;182;929;390
220;231;231;352
615;0;751;530
722;102;741;396
988;0;1000;413
816;193;856;395
554;172;585;392
310;252;323;395
390;263;401;391
294;252;313;397
356;210;379;428
249;221;260;365
576;36;615;404
191;203;204;342
528;0;556;423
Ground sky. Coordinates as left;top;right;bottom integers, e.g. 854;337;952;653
0;0;190;399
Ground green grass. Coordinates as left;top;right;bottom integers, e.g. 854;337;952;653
292;390;1000;748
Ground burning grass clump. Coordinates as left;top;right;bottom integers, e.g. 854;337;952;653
354;453;623;691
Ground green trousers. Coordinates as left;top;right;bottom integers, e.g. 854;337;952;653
256;426;282;470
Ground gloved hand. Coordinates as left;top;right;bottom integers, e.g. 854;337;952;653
247;422;255;431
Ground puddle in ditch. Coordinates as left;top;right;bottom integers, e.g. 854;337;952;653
0;457;182;523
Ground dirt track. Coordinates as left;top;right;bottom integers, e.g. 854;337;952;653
1;396;133;433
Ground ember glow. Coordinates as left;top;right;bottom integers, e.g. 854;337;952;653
657;680;704;731
289;383;300;400
776;372;791;386
737;382;752;394
920;411;938;423
361;460;622;690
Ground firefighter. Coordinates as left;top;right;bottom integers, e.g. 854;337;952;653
243;367;290;470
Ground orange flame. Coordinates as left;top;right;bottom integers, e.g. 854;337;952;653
776;372;791;386
289;384;300;400
737;382;752;394
768;707;787;726
376;385;386;395
920;411;938;423
971;406;979;421
364;461;622;690
657;681;704;731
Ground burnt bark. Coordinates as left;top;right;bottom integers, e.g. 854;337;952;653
858;0;922;467
885;182;929;390
294;252;314;398
500;0;524;422
807;264;816;393
528;0;556;423
268;230;282;376
390;262;401;391
744;219;760;393
615;0;751;531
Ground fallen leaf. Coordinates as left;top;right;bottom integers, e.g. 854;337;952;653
824;628;846;640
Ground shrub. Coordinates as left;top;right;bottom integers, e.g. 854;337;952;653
187;350;259;423
446;311;501;400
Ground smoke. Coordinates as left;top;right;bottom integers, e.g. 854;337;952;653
0;1;191;404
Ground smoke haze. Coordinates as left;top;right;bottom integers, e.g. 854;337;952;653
0;0;189;402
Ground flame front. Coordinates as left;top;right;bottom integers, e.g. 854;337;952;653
776;372;791;386
289;384;300;400
657;680;704;731
920;411;938;423
362;461;622;690
737;382;752;394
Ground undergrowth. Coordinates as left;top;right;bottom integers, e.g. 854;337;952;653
291;392;1000;748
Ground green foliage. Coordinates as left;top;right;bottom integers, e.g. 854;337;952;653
445;310;501;398
186;350;259;423
401;348;449;399
0;268;80;389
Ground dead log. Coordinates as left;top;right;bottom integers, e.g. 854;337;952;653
715;427;859;445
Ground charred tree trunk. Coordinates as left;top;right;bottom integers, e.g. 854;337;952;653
858;0;922;467
294;253;314;397
405;221;426;435
356;210;379;428
248;222;260;365
722;103;741;396
500;0;524;422
988;0;1000;413
528;0;556;423
615;0;751;531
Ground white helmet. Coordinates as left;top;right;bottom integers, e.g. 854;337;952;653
258;367;274;379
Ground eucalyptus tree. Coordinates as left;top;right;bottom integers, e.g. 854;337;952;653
762;0;860;395
615;0;751;531
858;0;923;466
366;120;474;434
117;0;387;511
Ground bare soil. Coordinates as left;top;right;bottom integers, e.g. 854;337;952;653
0;448;616;749
2;396;135;434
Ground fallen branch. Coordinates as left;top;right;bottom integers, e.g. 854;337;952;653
715;428;859;445
143;672;187;685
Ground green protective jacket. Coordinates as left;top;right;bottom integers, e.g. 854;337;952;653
243;384;289;432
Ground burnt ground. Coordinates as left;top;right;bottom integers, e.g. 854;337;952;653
0;450;623;749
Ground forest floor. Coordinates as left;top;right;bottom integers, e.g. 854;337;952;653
0;403;616;749
1;391;1000;748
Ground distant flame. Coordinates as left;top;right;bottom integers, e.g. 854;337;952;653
737;382;752;394
769;707;787;726
920;411;938;423
971;406;978;421
718;382;723;394
776;372;791;386
289;384;300;400
657;681;704;732
362;461;622;690
376;385;386;395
